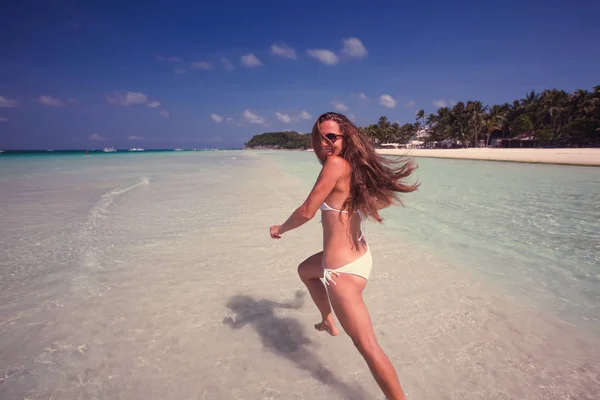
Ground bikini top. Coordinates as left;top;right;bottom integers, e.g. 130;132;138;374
320;201;352;213
319;201;365;240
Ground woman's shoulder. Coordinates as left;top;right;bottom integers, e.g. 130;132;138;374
321;156;351;186
324;155;351;171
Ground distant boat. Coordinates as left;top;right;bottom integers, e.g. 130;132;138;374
174;148;184;151
103;147;117;152
128;148;145;152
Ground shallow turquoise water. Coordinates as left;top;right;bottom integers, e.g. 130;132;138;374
261;150;600;332
1;149;599;399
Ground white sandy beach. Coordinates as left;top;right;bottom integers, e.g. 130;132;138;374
1;151;599;400
377;147;600;166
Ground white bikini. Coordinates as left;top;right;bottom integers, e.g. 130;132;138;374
319;202;372;285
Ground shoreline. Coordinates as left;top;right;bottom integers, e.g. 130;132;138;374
376;148;600;166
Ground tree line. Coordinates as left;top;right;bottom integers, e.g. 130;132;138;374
244;86;599;149
362;86;599;147
244;131;311;149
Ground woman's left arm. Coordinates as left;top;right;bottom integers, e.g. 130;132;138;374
271;156;345;238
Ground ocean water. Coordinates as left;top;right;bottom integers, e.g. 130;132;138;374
1;150;599;399
264;150;600;332
0;151;268;399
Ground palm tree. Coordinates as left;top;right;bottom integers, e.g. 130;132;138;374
374;116;391;143
448;102;471;147
466;101;488;147
399;123;414;144
390;121;402;143
486;105;506;146
416;109;425;128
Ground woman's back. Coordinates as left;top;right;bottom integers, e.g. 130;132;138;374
320;159;368;269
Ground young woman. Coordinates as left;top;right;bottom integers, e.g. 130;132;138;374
269;112;419;400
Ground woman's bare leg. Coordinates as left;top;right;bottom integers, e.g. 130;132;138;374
327;274;407;400
297;252;339;336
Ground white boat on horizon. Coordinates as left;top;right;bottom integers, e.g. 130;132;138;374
103;147;117;152
128;148;145;152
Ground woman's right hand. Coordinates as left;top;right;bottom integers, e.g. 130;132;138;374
269;225;282;239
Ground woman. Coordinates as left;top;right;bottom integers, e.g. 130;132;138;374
269;112;419;400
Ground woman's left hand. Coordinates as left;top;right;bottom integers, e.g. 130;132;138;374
269;225;282;239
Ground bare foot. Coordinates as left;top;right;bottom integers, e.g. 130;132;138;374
314;315;339;336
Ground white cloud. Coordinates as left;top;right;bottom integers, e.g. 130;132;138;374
272;110;312;124
106;92;163;110
341;37;368;59
432;99;448;108
191;61;214;70
0;116;7;122
379;94;397;108
449;99;457;107
276;112;292;124
298;110;312;120
160;109;170;118
359;92;368;100
307;49;339;66
211;113;223;123
348;113;357;121
332;101;349;112
241;53;262;67
106;91;149;106
127;135;144;140
243;109;267;125
271;42;297;59
38;95;65;107
0;96;18;108
404;100;415;108
88;133;106;141
221;58;234;71
173;67;187;74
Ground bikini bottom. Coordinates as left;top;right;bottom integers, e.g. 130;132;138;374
322;246;372;286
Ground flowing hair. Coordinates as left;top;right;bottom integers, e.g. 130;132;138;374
311;112;419;223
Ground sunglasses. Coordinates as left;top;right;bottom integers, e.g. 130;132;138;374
324;133;344;143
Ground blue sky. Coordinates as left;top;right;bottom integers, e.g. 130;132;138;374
1;0;599;150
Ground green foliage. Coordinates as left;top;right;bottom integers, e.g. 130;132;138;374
245;85;600;149
361;116;416;145
423;86;600;147
536;128;554;142
244;131;311;149
512;115;534;135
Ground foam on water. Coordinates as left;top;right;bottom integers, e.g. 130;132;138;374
89;176;150;221
1;150;599;399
